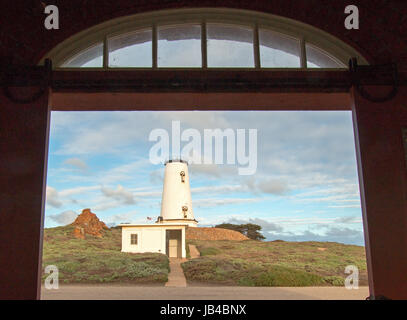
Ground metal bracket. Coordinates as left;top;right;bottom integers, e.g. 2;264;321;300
349;57;398;103
1;59;52;104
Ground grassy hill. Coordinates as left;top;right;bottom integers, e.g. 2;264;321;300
42;225;367;286
182;239;367;286
42;225;169;284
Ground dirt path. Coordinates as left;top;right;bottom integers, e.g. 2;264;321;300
165;258;187;287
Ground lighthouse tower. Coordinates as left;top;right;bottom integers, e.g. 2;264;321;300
157;160;197;227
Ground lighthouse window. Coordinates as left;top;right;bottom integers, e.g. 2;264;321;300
131;234;138;245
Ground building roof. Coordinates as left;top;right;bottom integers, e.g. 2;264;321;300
118;223;188;227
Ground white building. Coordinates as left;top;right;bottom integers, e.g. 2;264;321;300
120;160;197;258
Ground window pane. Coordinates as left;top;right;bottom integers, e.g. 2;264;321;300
259;29;301;68
108;29;152;67
60;43;103;68
207;24;254;67
306;44;346;68
158;24;201;67
131;234;138;245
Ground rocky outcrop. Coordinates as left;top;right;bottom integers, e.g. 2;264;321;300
186;227;248;241
72;209;109;239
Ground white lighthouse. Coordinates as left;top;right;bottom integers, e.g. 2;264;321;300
119;159;196;259
157;160;198;227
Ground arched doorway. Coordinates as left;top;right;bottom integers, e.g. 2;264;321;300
1;7;406;300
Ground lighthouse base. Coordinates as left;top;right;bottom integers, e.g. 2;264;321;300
156;218;198;227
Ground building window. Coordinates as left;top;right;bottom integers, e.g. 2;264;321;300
158;24;202;67
131;234;138;245
108;28;153;68
207;23;254;67
46;9;367;69
60;42;104;68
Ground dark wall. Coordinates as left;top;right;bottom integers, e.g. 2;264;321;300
1;1;407;68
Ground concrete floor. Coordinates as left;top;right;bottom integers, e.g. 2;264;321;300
41;285;369;300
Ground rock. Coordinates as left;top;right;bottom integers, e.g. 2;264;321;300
73;226;85;240
71;208;109;239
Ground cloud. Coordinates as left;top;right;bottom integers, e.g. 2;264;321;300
48;210;78;225
189;163;237;178
191;184;244;194
64;158;88;170
334;216;362;224
206;216;365;245
256;180;288;195
104;212;138;226
52;113;150;155
157;111;231;130
59;185;100;197
150;168;164;184
244;177;289;195
194;197;262;208
99;159;149;184
92;201;123;211
328;205;361;208
266;227;365;246
46;186;63;208
225;217;284;233
46;111;363;240
191;176;289;197
101;185;136;205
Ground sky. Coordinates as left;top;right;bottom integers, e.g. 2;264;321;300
45;110;365;246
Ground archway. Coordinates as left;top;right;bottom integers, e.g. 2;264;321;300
1;7;406;300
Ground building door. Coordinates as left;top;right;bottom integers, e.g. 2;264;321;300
166;230;182;258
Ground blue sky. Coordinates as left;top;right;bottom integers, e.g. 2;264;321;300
45;111;365;245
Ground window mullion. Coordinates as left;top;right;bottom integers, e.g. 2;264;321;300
253;24;261;69
201;20;207;69
103;35;108;70
300;37;307;69
152;24;158;69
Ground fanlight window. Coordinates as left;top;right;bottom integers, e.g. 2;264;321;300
53;10;361;70
305;43;345;68
61;43;104;68
207;23;254;67
259;29;301;68
108;29;152;68
158;24;202;67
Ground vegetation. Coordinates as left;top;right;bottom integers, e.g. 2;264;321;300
215;223;266;240
42;224;367;287
42;225;170;284
182;239;367;286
